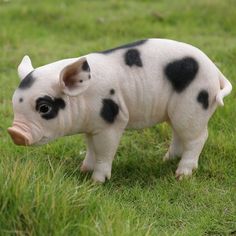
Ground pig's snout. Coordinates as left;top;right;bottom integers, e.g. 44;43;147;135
8;127;30;146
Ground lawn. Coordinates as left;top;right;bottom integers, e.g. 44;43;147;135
0;0;236;235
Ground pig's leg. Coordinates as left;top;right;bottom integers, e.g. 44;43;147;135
163;129;183;161
169;107;209;179
91;128;124;183
175;128;208;179
80;135;96;173
168;97;214;179
167;80;217;179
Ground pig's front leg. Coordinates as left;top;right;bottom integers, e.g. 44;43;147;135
91;128;124;183
80;134;96;173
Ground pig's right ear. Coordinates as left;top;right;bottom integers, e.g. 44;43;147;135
59;57;91;96
18;55;34;80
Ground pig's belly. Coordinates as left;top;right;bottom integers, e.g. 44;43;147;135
126;119;164;129
125;100;168;129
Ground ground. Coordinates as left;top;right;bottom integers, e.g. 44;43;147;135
0;0;235;235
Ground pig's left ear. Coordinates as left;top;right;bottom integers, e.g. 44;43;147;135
18;55;34;80
59;57;91;96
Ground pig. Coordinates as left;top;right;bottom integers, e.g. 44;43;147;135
8;39;232;182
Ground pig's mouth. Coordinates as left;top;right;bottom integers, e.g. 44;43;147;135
33;136;55;146
8;121;43;146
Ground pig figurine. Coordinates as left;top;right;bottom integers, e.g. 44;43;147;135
8;39;232;182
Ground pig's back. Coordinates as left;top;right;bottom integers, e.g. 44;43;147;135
87;39;217;129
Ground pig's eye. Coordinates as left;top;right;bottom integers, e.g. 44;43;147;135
36;95;65;120
38;104;52;114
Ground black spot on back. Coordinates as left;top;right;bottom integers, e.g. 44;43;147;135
197;90;209;109
36;96;66;120
165;57;199;92
100;99;119;123
18;71;35;89
82;61;90;71
99;39;147;54
19;98;23;103
124;49;143;67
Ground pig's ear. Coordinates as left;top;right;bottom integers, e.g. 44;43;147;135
59;57;91;96
18;55;34;81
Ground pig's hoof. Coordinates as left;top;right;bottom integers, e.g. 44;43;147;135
92;162;112;183
80;163;94;173
175;162;198;180
175;168;192;180
92;171;111;183
92;164;111;183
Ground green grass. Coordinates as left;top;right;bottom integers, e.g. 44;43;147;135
0;0;236;235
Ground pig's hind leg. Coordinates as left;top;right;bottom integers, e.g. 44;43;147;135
168;91;215;179
163;129;183;161
175;128;208;179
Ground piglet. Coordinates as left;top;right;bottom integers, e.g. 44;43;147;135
8;39;232;182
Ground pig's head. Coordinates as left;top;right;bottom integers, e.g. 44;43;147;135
8;55;91;146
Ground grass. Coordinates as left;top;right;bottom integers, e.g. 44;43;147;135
0;0;236;235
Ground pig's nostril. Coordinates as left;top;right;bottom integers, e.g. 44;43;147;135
7;127;30;146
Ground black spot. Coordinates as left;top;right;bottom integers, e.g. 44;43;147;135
82;61;90;71
88;74;91;79
164;57;199;93
79;80;83;83
124;49;143;67
99;39;147;54
18;71;35;89
19;98;23;103
36;96;66;120
100;99;119;123
197;90;209;109
110;89;115;95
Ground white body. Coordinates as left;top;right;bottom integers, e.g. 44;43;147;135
8;39;232;182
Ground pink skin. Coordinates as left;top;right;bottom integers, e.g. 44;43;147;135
8;120;33;145
8;127;30;146
8;115;45;146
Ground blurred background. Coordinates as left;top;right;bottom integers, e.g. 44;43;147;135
1;0;236;65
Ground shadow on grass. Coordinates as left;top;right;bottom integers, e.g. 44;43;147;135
110;158;179;187
60;155;179;188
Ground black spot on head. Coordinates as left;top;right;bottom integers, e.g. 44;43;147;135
197;90;209;109
110;89;115;95
82;61;90;71
19;98;23;103
99;39;147;54
36;96;66;120
18;71;35;89
100;99;119;123
124;49;143;67
164;57;199;93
